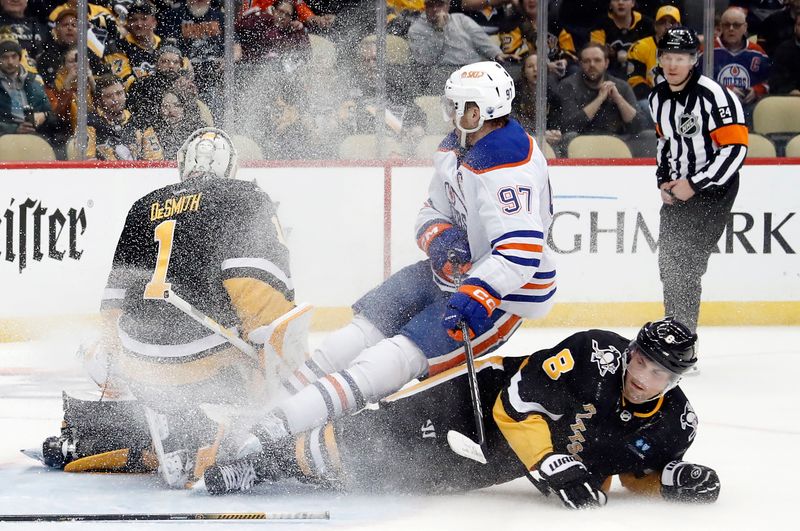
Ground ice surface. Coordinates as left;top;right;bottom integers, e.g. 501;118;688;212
1;327;798;530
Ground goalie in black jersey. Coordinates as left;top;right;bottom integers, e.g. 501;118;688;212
35;128;312;488
205;318;720;509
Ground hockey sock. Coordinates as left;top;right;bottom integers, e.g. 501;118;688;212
283;316;384;394
278;369;366;434
278;335;427;434
293;423;343;483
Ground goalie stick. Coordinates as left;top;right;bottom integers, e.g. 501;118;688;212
148;287;259;361
0;511;330;522
446;251;488;465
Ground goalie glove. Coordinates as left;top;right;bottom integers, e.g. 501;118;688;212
661;460;720;503
529;453;607;509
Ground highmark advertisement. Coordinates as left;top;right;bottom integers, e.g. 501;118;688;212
0;163;797;333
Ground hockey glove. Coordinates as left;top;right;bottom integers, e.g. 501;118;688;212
661;460;720;503
442;280;500;341
418;222;471;281
529;453;607;510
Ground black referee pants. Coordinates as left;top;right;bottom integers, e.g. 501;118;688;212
658;178;739;332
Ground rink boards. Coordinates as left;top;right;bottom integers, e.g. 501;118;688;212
0;160;797;339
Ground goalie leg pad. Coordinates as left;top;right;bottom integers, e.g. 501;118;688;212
42;392;152;471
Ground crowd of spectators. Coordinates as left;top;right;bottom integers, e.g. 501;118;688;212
0;0;799;160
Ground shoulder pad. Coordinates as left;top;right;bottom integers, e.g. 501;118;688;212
438;131;460;152
462;120;533;174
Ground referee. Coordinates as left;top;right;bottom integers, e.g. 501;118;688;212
648;27;748;333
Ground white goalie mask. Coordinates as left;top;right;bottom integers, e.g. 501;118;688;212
177;127;238;181
443;61;515;147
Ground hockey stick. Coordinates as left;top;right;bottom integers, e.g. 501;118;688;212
146;287;259;362
0;511;330;522
445;251;488;465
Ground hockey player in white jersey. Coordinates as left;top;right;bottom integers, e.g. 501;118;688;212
232;61;557;468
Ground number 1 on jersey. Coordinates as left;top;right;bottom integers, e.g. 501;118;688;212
143;219;176;299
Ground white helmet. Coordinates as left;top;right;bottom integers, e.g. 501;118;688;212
177;127;238;181
443;61;515;146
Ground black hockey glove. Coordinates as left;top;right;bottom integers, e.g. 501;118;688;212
529;453;607;509
660;460;720;503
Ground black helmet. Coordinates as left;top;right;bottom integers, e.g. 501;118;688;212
632;318;697;374
657;26;700;55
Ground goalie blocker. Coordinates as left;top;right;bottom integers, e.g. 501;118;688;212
206;320;720;508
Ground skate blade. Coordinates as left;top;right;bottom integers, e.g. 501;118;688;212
20;447;46;464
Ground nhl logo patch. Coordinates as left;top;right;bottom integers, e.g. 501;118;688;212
677;113;700;137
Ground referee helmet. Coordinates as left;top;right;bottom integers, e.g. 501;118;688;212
657;26;701;55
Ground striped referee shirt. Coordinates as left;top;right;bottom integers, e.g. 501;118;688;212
648;70;748;195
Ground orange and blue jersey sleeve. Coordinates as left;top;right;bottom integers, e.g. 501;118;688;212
415;131;460;247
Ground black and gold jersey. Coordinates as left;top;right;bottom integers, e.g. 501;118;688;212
86;110;164;161
590;11;654;55
494;329;697;486
104;33;163;88
101;177;294;362
314;329;698;494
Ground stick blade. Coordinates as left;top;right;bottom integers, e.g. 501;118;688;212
446;430;487;464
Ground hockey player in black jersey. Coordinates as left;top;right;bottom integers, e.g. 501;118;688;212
205;318;719;509
34;128;311;488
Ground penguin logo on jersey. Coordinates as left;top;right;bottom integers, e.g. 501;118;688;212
590;340;621;376
677;113;701;138
680;402;698;441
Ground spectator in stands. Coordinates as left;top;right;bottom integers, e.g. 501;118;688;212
408;0;511;92
635;1;686;25
153;87;204;158
241;0;336;32
87;73;164;160
757;0;800;56
0;0;48;71
386;0;423;37
769;12;800;96
590;0;654;79
43;46;94;138
729;1;786;37
627;5;680;108
0;34;60;142
459;0;519;42
500;0;576;79
556;0;607;54
236;0;311;66
560;42;645;150
511;51;563;153
339;34;427;156
48;0;123;62
36;8;81;88
714;7;771;124
104;1;164;87
126;45;186;125
161;0;239;121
